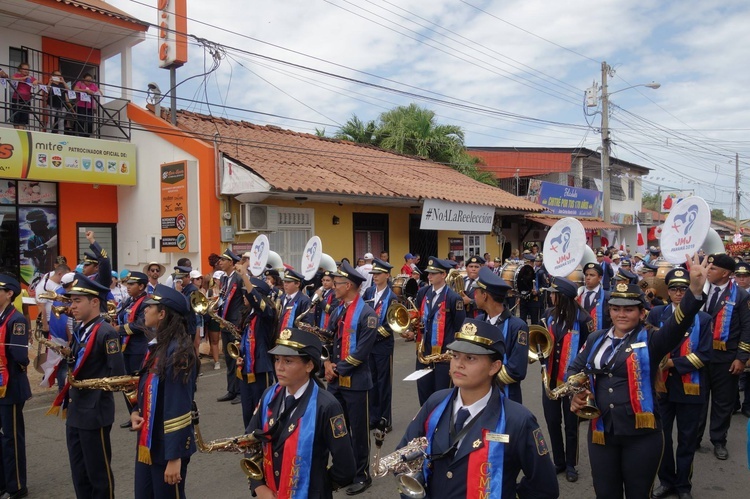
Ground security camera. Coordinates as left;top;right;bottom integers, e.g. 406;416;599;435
147;82;161;92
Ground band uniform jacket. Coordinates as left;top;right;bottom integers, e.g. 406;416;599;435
462;276;479;318
704;284;750;364
278;292;313;331
0;307;31;405
415;286;466;362
566;291;704;436
117;292;150;370
327;298;378;391
133;340;197;464
398;387;558;499
179;282;199;339
363;285;398;355
314;288;339;331
246;380;356;497
242;286;276;376
476;310;529;390
67;318;126;430
542;308;594;388
578;286;612;331
219;271;245;327
89;241;112;312
646;304;712;404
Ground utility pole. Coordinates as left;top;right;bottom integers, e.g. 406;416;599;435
600;61;611;224
736;153;741;234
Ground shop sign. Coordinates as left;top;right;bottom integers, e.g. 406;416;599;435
160;161;189;252
420;199;494;232
526;180;602;217
158;0;188;68
0;129;136;185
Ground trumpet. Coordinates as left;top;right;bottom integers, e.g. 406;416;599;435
68;374;140;405
190;291;242;358
372;437;428;499
192;402;263;480
37;291;71;303
527;325;553;364
542;370;600;420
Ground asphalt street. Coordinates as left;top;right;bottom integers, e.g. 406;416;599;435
21;338;750;498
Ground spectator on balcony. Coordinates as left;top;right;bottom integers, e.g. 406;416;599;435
46;70;70;134
73;73;101;137
10;63;37;130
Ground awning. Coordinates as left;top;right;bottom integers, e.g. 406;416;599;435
526;216;620;230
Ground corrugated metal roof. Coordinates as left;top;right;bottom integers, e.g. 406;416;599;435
469;150;573;179
175;111;545;212
53;0;148;27
526;215;620;230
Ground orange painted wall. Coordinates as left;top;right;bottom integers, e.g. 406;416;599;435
58;183;118;263
41;37;102;80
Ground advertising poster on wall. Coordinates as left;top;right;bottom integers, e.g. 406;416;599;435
18;180;56;205
160;161;190;252
0;180;16;205
18;206;58;285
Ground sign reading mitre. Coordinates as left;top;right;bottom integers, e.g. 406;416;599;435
660;196;710;264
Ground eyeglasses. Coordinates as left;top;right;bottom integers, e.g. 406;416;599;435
668;287;687;293
148;268;160;272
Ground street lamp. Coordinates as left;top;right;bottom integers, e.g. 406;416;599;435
600;61;660;224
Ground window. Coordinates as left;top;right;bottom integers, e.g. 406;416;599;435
59;58;99;85
353;213;389;261
463;234;485;260
610;175;625;201
628;179;635;200
267;207;314;266
77;224;117;269
8;47;27;73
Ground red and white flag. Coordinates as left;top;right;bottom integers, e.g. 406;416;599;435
636;218;647;254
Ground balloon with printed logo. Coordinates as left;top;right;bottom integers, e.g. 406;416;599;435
660;196;710;264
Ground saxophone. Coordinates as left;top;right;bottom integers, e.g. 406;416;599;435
68;374;140;405
192;402;263;481
372;437;428;499
416;337;453;365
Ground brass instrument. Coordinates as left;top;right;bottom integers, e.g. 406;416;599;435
37;291;71;303
190;291;241;358
295;322;334;345
293;288;323;326
192;402;263;480
68;374;140;405
52;305;71;318
33;329;73;362
543;370;600;420
416;337;453;365
386;299;422;339
445;269;467;296
372;437;428;499
528;325;553;364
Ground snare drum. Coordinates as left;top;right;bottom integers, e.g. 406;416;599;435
500;260;535;296
392;274;410;297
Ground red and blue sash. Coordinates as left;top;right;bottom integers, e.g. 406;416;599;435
712;283;736;351
0;311;15;397
221;277;238;320
318;291;334;329
657;305;701;396
137;352;159;464
578;288;604;329
47;322;103;416
122;293;147;352
625;329;655;429
237;315;258;382
423;389;506;498
547;319;580;387
281;296;300;330
422;289;447;355
374;288;394;325
340;295;366;360
261;383;318;498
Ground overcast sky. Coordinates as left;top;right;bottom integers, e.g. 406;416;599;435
107;0;750;218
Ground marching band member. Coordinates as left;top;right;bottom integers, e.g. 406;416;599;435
474;267;528;404
173;266;199;340
535;254;552;309
81;231;113;311
116;271;151;429
596;250;615;290
323;261;378;495
462;255;484;318
695;254;750;460
247;328;355;498
568;253;707;499
415;257;465;405
363;258;398;432
540;277;593;483
646;269;712;499
277;269;313;331
216;249;244;404
315;270;338;331
734;261;750;292
578;262;612;331
49;273;126;499
397;318;558;499
235;261;276;429
131;285;198;499
733;262;750;418
0;275;31;499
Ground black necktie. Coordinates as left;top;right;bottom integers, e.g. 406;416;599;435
282;395;296;419
601;337;623;365
454;407;471;434
707;286;721;314
585;291;594;309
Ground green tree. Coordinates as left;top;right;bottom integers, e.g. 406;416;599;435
641;192;660;211
333;115;378;145
711;208;728;221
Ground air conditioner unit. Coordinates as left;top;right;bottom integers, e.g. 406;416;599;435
637;211;653;224
239;204;278;232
